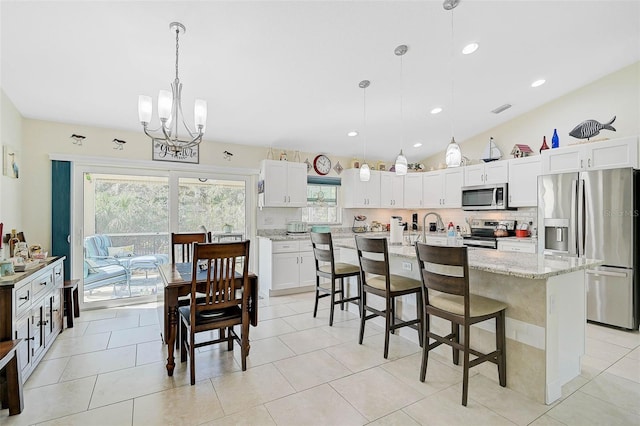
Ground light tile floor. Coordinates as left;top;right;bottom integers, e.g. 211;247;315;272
2;292;639;425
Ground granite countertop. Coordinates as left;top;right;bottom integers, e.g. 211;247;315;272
0;257;63;287
333;237;603;280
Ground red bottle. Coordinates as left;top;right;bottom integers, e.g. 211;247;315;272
539;136;550;153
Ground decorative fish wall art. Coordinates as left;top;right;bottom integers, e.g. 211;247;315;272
569;116;616;140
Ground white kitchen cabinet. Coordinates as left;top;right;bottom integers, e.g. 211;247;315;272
463;161;509;186
423;168;463;208
342;168;381;208
498;239;537;253
542;136;639;174
403;173;423;208
258;238;316;296
508;156;542;207
380;171;404;208
258;160;308;208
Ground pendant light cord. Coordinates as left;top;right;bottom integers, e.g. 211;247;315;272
400;53;405;151
363;85;367;163
450;8;455;138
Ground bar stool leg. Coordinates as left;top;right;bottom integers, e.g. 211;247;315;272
73;286;80;318
64;288;74;329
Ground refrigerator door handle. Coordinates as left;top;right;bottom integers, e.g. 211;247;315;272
586;269;628;278
569;179;578;256
577;179;585;257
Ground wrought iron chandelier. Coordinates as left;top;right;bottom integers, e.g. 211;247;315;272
138;22;207;153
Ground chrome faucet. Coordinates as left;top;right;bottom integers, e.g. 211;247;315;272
422;212;446;242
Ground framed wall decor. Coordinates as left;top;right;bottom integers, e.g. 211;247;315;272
152;140;199;164
3;145;19;179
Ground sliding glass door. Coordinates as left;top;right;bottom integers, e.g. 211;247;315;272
73;165;251;309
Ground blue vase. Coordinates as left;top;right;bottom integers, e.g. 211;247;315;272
552;129;559;148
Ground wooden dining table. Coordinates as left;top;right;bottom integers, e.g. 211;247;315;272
157;262;258;376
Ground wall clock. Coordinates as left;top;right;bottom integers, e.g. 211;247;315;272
313;154;332;175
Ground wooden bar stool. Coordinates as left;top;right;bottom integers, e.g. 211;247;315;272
311;232;361;326
415;243;507;406
62;279;80;329
0;339;24;416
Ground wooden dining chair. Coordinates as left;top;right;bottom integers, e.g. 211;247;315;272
179;240;251;385
414;242;507;406
310;232;361;326
355;236;423;359
171;232;211;263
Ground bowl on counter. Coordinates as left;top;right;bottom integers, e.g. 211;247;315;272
515;230;530;238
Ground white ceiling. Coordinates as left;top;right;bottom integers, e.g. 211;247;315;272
1;1;639;162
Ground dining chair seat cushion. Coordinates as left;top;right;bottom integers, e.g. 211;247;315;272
178;305;242;326
430;293;507;318
367;275;421;292
318;262;360;275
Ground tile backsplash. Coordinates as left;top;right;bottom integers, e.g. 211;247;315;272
258;206;538;235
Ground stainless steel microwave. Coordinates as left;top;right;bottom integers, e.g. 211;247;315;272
461;183;509;210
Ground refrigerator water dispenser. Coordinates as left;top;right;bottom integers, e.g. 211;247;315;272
544;218;569;253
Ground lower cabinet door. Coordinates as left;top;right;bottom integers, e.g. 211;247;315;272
272;252;301;290
299;252;317;287
31;302;45;361
15;314;31;373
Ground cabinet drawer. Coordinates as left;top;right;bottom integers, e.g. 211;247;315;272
498;241;536;253
53;263;63;286
15;283;32;317
31;270;53;299
298;241;313;252
272;241;300;253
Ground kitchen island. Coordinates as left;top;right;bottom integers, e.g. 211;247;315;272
333;237;602;404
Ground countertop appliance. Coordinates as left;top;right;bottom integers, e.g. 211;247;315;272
286;221;308;235
538;168;638;329
462;219;516;249
461;183;510;211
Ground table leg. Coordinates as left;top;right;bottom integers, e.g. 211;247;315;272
6;350;23;415
166;307;177;376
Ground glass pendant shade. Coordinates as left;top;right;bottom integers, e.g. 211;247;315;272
194;99;208;128
138;95;153;124
157;90;173;120
360;163;371;181
395;150;408;176
445;137;462;167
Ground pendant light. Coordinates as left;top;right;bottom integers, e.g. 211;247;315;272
444;0;463;167
394;45;408;176
359;80;371;182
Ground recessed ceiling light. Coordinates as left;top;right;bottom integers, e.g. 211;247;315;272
413;142;423;148
462;42;479;55
531;79;546;88
347;131;358;137
430;107;443;114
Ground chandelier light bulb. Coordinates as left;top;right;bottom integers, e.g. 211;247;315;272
194;99;207;128
157;90;173;121
138;95;152;124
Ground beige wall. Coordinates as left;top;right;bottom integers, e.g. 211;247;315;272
422;61;640;169
19;117;351;250
0;89;24;241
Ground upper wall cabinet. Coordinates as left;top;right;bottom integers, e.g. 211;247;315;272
463;161;509;186
259;160;308;208
403;173;424;209
542;136;639;174
342;168;381;208
380;171;404;208
507;156;542;207
423;168;463;208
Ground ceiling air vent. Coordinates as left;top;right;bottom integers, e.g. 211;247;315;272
491;104;512;114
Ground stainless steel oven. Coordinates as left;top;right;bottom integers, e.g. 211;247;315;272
461;183;509;211
462;219;516;249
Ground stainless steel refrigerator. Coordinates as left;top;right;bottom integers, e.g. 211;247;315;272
538;168;638;329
